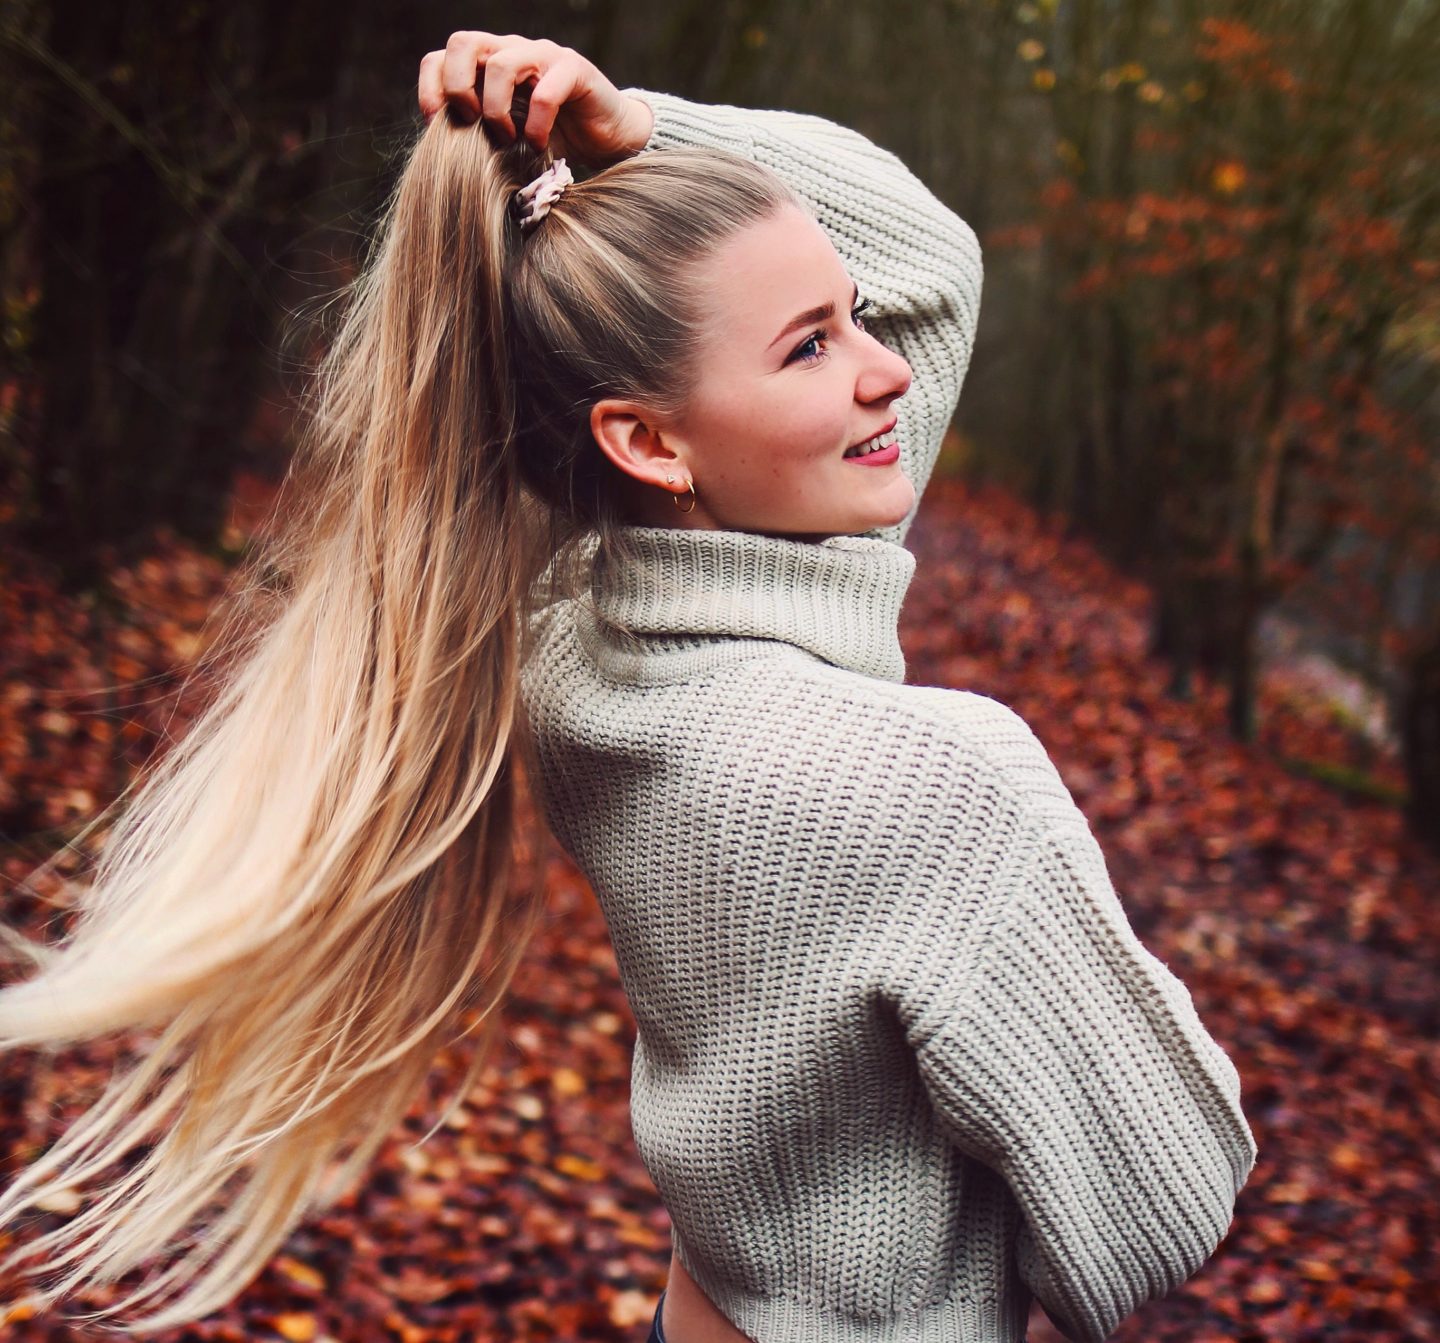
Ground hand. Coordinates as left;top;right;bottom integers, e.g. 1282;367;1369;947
417;31;655;168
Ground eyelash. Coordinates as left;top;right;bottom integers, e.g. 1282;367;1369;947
790;297;874;365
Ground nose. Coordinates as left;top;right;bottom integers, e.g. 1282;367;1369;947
856;336;913;406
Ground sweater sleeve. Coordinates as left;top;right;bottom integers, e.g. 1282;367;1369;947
622;87;983;548
883;792;1259;1343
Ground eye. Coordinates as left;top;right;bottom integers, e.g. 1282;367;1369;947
789;297;875;366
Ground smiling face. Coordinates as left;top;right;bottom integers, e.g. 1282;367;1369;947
589;204;916;540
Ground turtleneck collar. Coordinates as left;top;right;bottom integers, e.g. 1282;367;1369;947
577;524;916;685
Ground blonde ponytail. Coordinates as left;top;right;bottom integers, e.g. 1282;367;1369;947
0;102;803;1334
0;111;547;1332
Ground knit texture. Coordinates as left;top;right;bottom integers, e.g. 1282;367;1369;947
519;88;1258;1343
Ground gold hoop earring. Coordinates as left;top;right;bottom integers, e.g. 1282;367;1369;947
666;472;697;514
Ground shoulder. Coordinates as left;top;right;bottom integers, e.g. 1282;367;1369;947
678;659;1085;944
712;656;1077;826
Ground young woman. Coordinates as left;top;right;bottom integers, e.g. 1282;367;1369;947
0;29;1257;1343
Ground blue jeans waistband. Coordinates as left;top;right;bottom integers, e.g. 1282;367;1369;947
646;1288;668;1343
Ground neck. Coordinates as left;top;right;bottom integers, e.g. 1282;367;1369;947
581;523;917;685
614;476;848;543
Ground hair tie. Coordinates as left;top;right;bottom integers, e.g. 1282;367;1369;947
514;157;574;231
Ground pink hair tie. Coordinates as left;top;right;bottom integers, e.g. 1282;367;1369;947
514;157;574;231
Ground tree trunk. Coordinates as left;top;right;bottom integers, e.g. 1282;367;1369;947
1399;620;1440;855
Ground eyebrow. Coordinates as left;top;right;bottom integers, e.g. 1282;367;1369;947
767;280;861;351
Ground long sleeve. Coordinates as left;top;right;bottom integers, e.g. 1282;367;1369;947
882;789;1259;1343
622;87;983;547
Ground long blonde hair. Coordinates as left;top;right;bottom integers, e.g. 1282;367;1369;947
0;102;800;1333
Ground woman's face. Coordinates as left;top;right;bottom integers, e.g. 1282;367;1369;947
591;205;916;540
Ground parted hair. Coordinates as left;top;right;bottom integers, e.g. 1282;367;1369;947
0;99;801;1333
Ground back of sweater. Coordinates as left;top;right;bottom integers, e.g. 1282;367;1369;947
519;90;1257;1343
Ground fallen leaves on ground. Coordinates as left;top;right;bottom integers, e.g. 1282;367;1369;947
0;469;1434;1340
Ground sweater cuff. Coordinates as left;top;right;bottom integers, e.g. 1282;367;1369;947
621;87;756;159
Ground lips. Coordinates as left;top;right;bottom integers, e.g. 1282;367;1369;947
845;438;900;465
843;422;900;460
845;418;898;454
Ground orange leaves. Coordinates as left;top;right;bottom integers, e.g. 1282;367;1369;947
3;463;1437;1341
1023;4;1429;595
1210;160;1247;196
270;1312;320;1341
0;476;676;1341
1328;1140;1370;1177
550;1065;587;1097
904;475;1437;1341
0;514;241;836
1197;17;1300;94
1245;1272;1287;1304
607;1288;658;1330
1198;18;1275;65
274;1256;328;1292
554;1153;606;1182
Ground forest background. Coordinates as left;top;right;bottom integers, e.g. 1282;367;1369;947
0;1;1437;1340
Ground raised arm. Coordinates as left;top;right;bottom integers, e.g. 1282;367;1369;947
417;35;981;547
622;88;983;547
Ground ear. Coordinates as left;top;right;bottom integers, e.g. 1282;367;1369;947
589;399;688;490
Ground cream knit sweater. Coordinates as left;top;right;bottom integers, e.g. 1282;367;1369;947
518;88;1258;1343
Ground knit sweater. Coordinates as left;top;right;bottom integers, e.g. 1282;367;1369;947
518;88;1258;1343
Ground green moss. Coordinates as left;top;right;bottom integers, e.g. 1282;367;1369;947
1278;754;1407;805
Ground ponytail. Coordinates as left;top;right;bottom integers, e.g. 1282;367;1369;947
0;112;551;1331
1;95;807;1334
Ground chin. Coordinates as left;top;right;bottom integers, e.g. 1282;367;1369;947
871;487;916;530
770;487;915;540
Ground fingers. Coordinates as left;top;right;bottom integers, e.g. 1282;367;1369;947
439;30;506;124
418;50;445;121
422;29;520;124
478;46;543;140
480;37;570;142
523;57;581;151
420;30;571;143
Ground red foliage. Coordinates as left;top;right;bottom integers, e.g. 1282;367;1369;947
1197;18;1302;95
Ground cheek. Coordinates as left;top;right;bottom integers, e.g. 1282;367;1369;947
759;389;850;466
692;380;848;490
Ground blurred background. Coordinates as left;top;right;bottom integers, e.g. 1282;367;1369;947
1;2;1437;1341
2;0;1437;836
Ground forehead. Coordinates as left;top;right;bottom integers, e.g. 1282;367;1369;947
691;206;850;346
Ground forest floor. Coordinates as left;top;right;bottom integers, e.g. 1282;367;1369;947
0;466;1435;1342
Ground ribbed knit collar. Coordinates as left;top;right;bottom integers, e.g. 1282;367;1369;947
583;524;916;683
